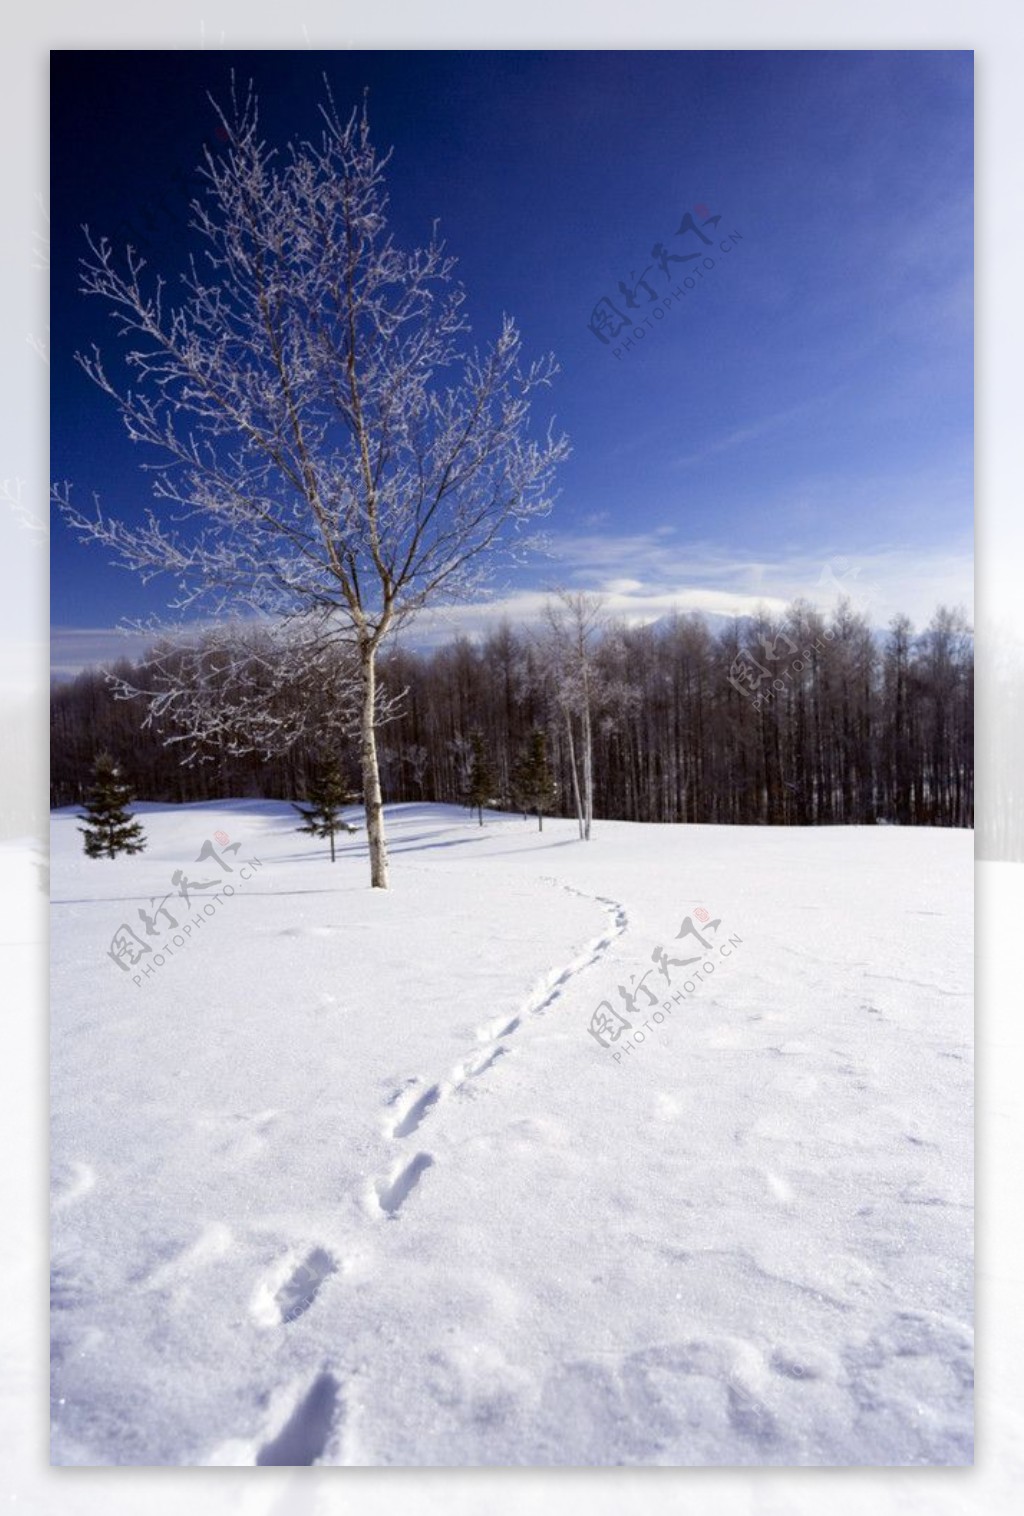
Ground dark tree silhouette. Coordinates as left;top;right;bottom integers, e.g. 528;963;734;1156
512;729;557;830
293;761;358;863
465;731;497;825
78;753;146;858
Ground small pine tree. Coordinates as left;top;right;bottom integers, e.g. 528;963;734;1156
78;753;146;858
513;729;557;831
294;760;358;862
465;730;497;826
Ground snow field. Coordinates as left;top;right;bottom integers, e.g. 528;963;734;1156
49;802;972;1465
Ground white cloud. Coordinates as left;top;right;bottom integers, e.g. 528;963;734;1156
51;535;973;675
390;536;972;649
530;530;972;628
49;626;167;680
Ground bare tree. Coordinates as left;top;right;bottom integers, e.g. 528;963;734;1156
403;743;431;799
109;615;372;767
449;734;474;802
55;83;568;887
540;590;606;840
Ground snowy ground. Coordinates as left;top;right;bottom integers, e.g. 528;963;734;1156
49;802;973;1467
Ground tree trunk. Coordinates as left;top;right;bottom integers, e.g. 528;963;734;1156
330;828;336;864
565;709;585;840
360;643;390;889
580;649;594;840
581;692;593;841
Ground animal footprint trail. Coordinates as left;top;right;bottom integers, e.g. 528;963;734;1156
521;882;629;1021
396;878;627;1128
469;881;628;1044
367;877;629;1228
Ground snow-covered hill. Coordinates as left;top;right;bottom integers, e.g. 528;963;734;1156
49;802;973;1466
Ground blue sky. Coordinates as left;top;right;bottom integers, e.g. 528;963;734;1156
50;49;973;673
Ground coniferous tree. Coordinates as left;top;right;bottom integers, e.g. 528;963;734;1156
513;729;557;830
78;753;146;858
465;730;497;825
293;761;358;862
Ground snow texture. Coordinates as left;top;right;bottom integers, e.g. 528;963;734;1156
48;801;972;1466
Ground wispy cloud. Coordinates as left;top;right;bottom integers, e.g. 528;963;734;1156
50;626;161;679
672;397;830;470
51;534;972;676
535;529;970;616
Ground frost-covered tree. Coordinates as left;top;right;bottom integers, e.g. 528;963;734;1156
78;753;146;858
512;728;556;830
465;730;497;825
449;734;474;801
56;83;569;889
108;616;370;769
402;743;431;799
540;591;606;840
293;759;358;863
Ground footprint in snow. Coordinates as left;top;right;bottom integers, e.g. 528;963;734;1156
384;1075;422;1106
252;1247;338;1327
374;1153;434;1218
390;1083;445;1139
460;1045;507;1080
386;1047;508;1138
255;1371;342;1466
474;1013;520;1043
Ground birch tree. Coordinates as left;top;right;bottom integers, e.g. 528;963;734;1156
109;615;367;768
55;83;569;888
540;590;606;840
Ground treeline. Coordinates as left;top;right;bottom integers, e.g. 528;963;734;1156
50;600;973;827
